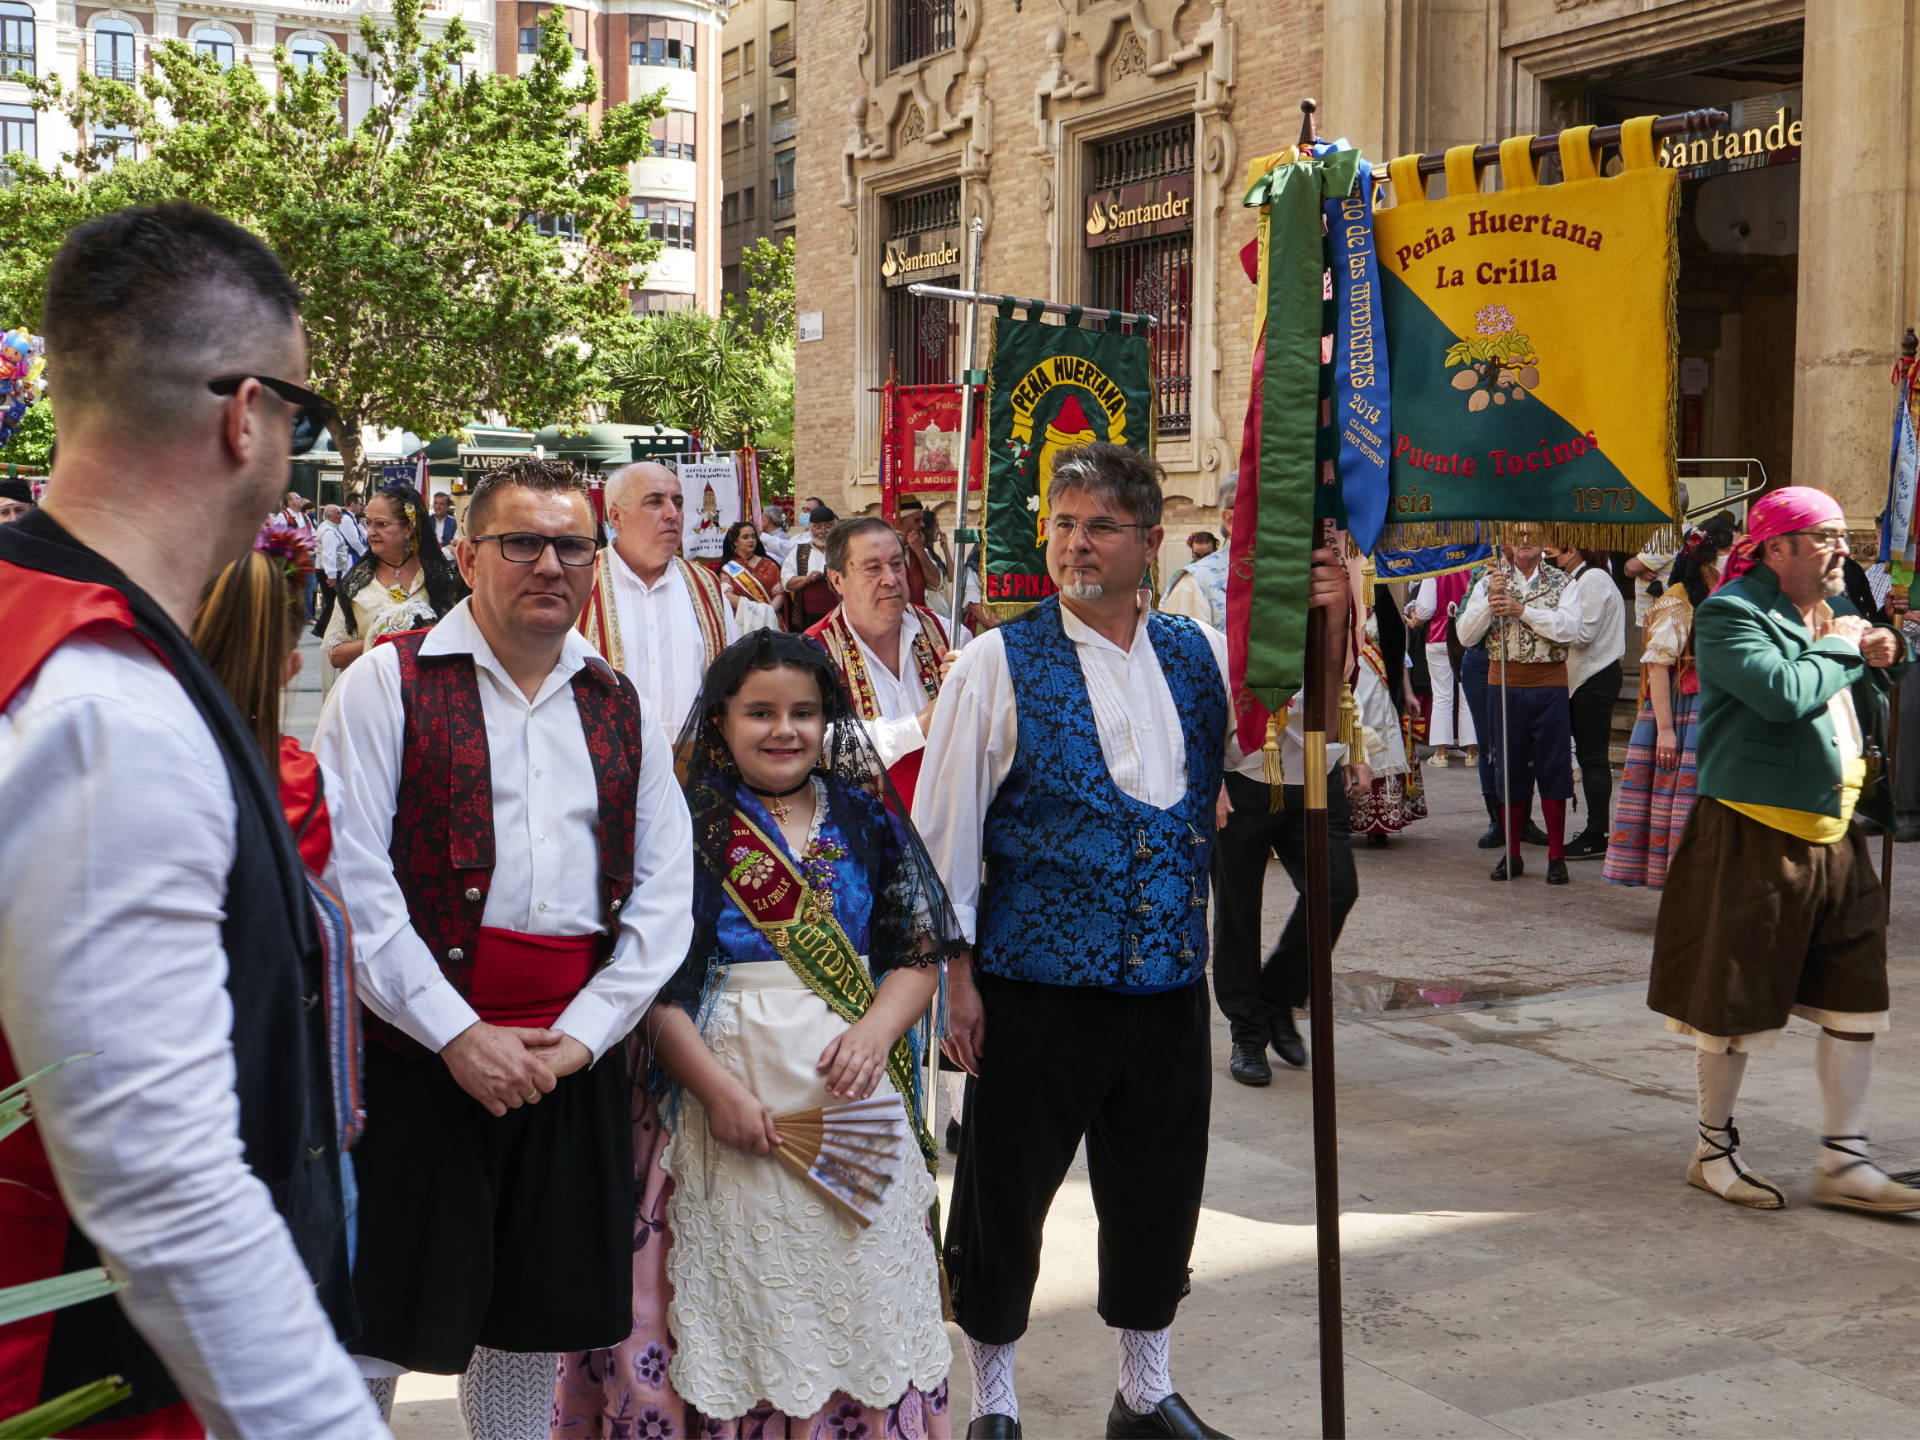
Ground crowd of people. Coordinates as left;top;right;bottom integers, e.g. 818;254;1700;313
2;201;1918;1440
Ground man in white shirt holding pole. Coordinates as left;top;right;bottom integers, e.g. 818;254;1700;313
0;203;378;1436
316;459;693;1437
1546;546;1626;860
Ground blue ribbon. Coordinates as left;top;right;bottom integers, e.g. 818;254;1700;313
1317;141;1391;555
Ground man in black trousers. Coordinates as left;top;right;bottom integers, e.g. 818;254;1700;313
1209;697;1364;1086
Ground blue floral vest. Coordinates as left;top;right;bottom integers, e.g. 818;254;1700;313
978;597;1226;988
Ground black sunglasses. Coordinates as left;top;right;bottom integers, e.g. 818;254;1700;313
208;374;338;456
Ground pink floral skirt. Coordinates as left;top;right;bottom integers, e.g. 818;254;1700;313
551;1086;951;1440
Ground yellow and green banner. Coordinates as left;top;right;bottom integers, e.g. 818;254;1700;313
980;303;1153;611
1374;118;1682;548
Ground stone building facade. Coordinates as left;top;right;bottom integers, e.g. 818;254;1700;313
796;0;1906;547
715;0;795;298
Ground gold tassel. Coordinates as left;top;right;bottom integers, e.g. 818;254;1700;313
1339;684;1368;767
1263;712;1284;812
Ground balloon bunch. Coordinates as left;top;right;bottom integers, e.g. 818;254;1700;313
0;330;47;450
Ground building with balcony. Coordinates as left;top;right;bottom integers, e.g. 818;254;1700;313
493;0;724;314
716;0;791;299
0;0;722;315
0;0;496;178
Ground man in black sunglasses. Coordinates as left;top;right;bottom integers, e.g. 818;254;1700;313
0;204;376;1431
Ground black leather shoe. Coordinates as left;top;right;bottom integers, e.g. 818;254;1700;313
1476;821;1505;850
1546;858;1570;885
1228;1039;1271;1086
1268;1014;1307;1069
1521;819;1551;847
967;1416;1021;1439
946;1116;963;1154
1561;830;1608;861
1491;853;1525;881
1896;821;1920;843
1106;1391;1231;1439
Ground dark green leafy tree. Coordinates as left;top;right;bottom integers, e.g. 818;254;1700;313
0;2;662;489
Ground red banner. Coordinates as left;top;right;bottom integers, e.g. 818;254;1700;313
880;382;984;519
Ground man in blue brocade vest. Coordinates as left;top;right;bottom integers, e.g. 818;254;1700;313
914;443;1348;1440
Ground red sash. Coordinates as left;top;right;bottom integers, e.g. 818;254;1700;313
888;751;926;812
468;929;598;1028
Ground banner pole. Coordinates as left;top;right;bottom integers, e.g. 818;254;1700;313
1883;325;1915;921
1296;97;1347;1440
948;217;985;624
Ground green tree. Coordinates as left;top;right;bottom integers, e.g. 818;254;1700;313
726;235;795;354
0;400;54;470
0;3;662;490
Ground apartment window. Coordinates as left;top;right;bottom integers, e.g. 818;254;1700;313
286;36;329;75
743;113;755;149
1086;121;1195;434
630;18;695;69
1;3;36;79
741;40;754;73
194;29;236;71
771;100;796;145
773;149;795;198
649;110;697;161
721;46;739;84
636;200;696;249
632;289;693;314
532;213;580;240
890;0;954;71
519;27;539;54
722;119;740;154
94;123;136;167
770;23;794;70
93;19;138;82
723;263;741;293
742;186;755;220
0;102;35;184
723;191;740;227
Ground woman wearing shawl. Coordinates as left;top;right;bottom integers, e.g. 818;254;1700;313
1349;604;1426;846
553;629;955;1440
322;481;464;669
720;518;786;632
1605;523;1731;889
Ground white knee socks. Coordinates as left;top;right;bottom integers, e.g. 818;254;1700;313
965;1335;1017;1423
1816;1031;1875;1174
458;1347;558;1440
1692;1049;1752;1196
1117;1327;1174;1416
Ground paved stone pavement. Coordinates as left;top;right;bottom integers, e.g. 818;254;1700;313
307;653;1920;1438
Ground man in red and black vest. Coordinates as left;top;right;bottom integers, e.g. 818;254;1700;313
0;205;377;1435
315;458;693;1435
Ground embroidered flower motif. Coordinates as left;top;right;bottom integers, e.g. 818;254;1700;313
634;1404;676;1440
730;849;775;889
816;1399;871;1440
635;1342;669;1387
1474;303;1516;336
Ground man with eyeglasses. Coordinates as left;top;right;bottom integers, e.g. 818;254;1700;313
315;458;693;1435
914;441;1348;1440
809;515;967;811
0;204;377;1434
1648;486;1917;1216
575;460;738;737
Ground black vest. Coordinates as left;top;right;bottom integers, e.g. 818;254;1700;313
0;512;355;1421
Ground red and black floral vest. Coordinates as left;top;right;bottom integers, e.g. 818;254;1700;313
375;631;645;1058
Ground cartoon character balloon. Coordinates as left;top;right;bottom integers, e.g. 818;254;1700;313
0;330;47;451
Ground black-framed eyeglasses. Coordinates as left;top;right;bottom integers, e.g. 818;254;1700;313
208;374;337;456
472;531;601;567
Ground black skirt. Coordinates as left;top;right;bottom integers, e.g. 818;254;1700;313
349;1040;635;1374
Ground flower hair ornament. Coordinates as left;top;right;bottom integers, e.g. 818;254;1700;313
255;521;317;615
1678;525;1716;563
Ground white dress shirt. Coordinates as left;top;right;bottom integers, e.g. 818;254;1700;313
604;550;741;739
316;519;350;581
912;599;1246;942
779;540;828;583
846;607;971;770
0;631;378;1436
314;599;694;1061
1455;564;1586;649
339;511;368;561
1563;562;1627;692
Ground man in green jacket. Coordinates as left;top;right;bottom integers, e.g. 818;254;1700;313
1648;487;1914;1214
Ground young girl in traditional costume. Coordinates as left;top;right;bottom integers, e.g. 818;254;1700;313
553;629;954;1440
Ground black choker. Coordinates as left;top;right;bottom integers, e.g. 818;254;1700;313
746;775;814;800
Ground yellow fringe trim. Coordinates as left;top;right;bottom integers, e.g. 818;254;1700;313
1264;712;1284;812
1375;519;1681;555
1339;683;1367;767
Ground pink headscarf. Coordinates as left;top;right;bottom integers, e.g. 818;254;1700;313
1717;485;1846;587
